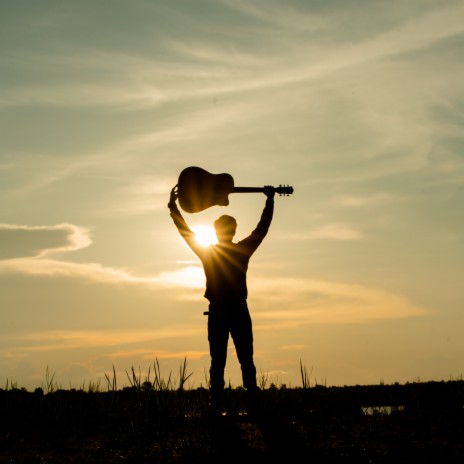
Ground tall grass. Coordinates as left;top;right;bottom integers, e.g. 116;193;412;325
4;357;311;393
2;359;464;458
4;359;463;395
104;364;117;392
119;357;193;392
178;356;193;390
300;359;313;389
42;365;58;393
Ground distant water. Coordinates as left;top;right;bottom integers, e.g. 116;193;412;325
362;405;405;415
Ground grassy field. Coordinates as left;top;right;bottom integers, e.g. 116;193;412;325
1;368;463;463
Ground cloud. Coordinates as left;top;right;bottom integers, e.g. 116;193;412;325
0;257;165;286
3;328;203;353
250;276;426;326
0;223;91;259
157;266;205;289
3;2;463;112
310;223;362;240
0;247;424;327
0;255;207;293
290;223;363;241
0;223;201;289
109;348;207;361
109;176;179;215
335;193;393;207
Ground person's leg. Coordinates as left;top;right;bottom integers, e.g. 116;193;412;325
231;302;261;415
230;301;257;391
208;308;229;412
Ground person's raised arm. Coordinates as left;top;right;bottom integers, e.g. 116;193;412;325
240;186;275;250
168;185;200;254
258;185;275;232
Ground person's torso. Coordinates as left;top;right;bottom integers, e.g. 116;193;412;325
201;242;252;302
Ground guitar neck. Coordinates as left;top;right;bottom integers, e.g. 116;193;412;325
233;186;294;195
233;187;266;193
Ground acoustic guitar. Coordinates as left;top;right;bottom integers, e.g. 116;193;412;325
177;166;294;213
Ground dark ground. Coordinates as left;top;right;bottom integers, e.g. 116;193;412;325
1;381;463;463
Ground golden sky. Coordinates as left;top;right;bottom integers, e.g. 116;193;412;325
1;0;463;389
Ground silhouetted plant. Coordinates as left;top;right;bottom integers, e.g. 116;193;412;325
258;369;269;389
104;364;117;392
300;359;313;389
125;365;144;390
153;357;173;390
5;379;18;390
42;365;58;393
178;356;193;390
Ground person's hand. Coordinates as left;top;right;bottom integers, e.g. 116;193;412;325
263;185;275;199
168;185;178;207
170;185;178;201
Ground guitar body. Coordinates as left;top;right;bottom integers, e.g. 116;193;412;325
177;166;294;213
178;167;235;213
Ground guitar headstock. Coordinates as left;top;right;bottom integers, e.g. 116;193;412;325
275;185;294;196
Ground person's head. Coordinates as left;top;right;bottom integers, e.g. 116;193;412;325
214;215;237;242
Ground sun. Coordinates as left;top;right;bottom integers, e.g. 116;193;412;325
192;225;218;247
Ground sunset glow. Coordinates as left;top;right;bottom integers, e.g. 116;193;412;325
192;225;218;247
1;0;463;391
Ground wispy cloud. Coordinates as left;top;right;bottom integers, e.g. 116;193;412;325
103;176;177;215
0;223;200;288
5;328;203;352
3;2;462;110
157;266;205;289
0;248;424;327
0;225;169;289
290;223;363;241
250;275;426;326
109;348;207;361
0;257;184;287
335;193;393;207
0;223;91;259
0;329;207;373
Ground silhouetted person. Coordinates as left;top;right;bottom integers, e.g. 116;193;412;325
168;184;275;414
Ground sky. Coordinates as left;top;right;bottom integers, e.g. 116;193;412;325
1;0;463;391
